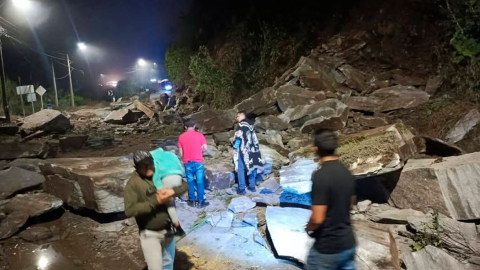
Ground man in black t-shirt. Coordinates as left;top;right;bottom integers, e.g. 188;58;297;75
305;129;356;270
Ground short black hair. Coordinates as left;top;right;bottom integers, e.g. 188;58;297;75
313;129;338;157
184;119;195;128
133;151;154;176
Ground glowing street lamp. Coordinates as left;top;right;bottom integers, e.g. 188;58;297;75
12;0;32;10
77;42;87;51
138;58;147;67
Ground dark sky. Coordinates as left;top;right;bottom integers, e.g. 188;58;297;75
0;0;190;90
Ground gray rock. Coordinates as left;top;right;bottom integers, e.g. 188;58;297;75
20;109;72;136
0;211;29;240
104;109;142;124
228;196;256;213
0;142;50;160
293;57;344;93
370;208;425;224
275;85;325;112
354;115;388;128
0;167;45;199
299;100;349;134
234;87;277;115
335;123;417;176
445;109;480;144
204;160;235;191
338;64;366;91
280;99;349;129
260;145;289;171
207;211;234;228
279;158;318;194
1;159;44;174
59;135;89;151
19;226;53;242
286;136;311;150
185;109;236;134
404;246;473;270
344;85;430;112
264;130;284;148
40;157;135;213
407;214;480;261
425;76;443;95
357;200;372;212
390;153;480;220
5;193;63;217
70;108;111;120
391;71;426;86
255;115;289;131
242;213;258;227
212;131;235;146
259;177;280;193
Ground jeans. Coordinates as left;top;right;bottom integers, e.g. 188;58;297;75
305;247;356;270
237;155;257;191
139;229;175;270
185;161;205;202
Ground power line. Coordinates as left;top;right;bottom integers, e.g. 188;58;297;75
6;34;67;61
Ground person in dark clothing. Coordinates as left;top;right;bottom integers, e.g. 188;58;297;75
233;111;264;195
305;129;356;270
124;151;188;270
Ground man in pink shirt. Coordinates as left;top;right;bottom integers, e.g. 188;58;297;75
178;120;209;208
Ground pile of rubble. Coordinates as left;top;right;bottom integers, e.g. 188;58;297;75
0;32;480;270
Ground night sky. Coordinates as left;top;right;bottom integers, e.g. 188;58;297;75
0;0;190;91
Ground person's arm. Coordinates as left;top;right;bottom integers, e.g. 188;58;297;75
178;137;183;159
156;182;189;202
201;134;208;152
306;173;328;232
124;181;159;218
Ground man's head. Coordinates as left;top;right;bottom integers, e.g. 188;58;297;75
312;129;338;158
133;151;154;178
236;111;246;123
184;119;196;130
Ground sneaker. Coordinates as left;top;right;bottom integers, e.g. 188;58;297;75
198;201;210;209
187;201;196;207
237;189;246;195
174;225;186;237
248;187;256;192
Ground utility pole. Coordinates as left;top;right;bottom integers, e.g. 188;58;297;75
67;54;75;108
51;61;58;107
0;32;10;123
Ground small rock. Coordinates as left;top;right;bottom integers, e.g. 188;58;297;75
19;226;53;242
370;208;425;224
357;200;372;212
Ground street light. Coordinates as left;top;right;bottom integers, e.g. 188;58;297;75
12;0;32;10
138;58;147;67
77;42;87;51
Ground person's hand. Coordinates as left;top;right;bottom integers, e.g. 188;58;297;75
156;188;175;204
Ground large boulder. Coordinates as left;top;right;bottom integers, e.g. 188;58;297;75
5;193;63;217
0;142;50;160
445;109;480;144
204;160;235;191
338;64;366;91
0;211;29;240
403;246;474;270
0;167;45;199
279;158;318;194
234;87;277;115
293;57;345;93
39;157;135;213
212;131;234;146
279;99;349;133
20;109;72;136
390;152;480;221
185;109;236;134
275;85;325;112
260;145;289;170
344;85;430;112
104;109;142;124
255;115;289;131
337;123;417;176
